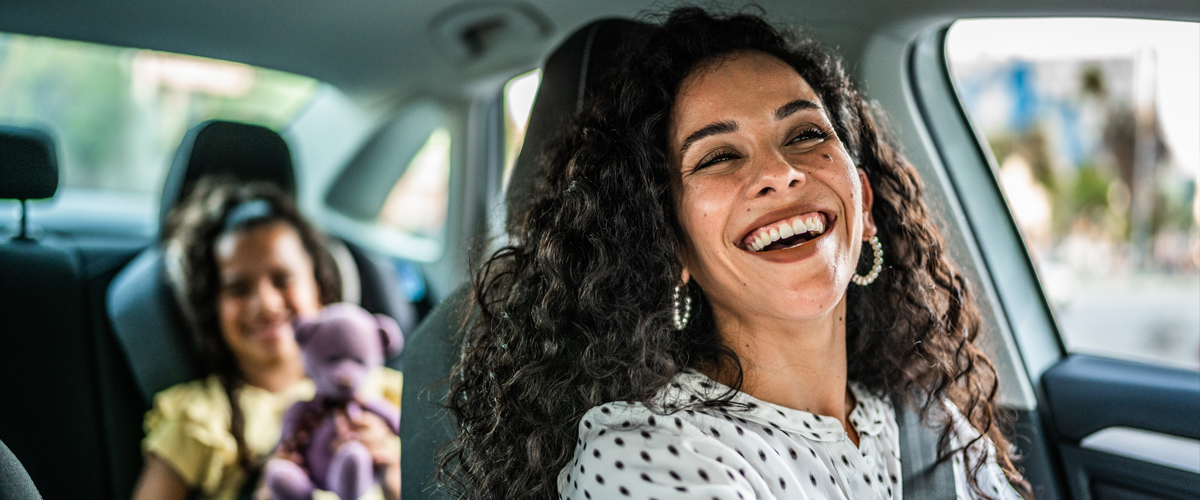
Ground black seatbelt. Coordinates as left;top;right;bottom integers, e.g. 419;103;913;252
894;399;956;499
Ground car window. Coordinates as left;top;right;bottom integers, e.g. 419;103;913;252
946;18;1199;370
0;32;318;234
377;127;452;237
501;69;541;194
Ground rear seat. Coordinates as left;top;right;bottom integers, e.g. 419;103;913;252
0;126;116;499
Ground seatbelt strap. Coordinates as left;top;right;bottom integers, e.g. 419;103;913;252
894;398;956;499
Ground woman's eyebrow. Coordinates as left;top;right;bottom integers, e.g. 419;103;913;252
680;120;738;155
774;99;821;120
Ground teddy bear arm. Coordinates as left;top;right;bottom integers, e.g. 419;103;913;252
359;398;400;435
279;400;318;440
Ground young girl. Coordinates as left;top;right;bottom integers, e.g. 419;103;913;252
131;180;401;500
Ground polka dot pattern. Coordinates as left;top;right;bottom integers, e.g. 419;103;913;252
557;370;1023;500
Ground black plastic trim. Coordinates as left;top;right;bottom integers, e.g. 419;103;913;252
1043;355;1200;443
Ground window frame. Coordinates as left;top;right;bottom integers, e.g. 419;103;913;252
908;24;1068;383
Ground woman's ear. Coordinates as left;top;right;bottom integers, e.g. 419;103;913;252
858;169;877;239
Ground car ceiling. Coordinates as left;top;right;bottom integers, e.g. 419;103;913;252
2;0;1194;108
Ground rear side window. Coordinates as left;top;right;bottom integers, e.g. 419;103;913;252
0;32;317;226
502;69;542;193
947;18;1199;370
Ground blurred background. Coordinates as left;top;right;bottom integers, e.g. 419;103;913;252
947;18;1199;369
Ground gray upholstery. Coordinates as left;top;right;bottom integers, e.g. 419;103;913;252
895;400;955;499
106;247;201;404
0;439;42;500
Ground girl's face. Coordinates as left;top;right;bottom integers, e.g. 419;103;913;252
215;221;321;370
670;51;875;330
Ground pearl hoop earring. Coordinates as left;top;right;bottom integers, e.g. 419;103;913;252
672;284;692;330
851;235;883;286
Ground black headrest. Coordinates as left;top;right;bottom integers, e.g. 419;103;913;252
504;18;651;225
158;120;295;229
0;126;58;201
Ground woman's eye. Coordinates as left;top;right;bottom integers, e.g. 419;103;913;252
272;273;293;289
695;149;740;170
788;127;831;146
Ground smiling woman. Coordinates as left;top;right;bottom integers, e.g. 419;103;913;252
443;7;1028;500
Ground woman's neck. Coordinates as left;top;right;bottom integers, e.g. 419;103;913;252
705;295;859;444
237;354;306;393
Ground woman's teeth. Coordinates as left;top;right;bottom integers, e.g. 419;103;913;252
746;213;827;252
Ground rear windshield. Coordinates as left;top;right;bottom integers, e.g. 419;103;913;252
0;32;318;233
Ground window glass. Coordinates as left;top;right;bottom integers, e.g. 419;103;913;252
947;18;1199;369
0;32;318;195
377;128;452;238
502;69;541;192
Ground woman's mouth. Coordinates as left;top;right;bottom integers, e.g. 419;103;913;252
740;212;830;252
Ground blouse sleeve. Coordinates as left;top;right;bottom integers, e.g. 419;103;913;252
561;404;761;500
142;376;239;494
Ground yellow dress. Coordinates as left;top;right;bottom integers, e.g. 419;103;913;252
143;368;402;500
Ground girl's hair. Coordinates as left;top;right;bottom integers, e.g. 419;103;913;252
443;7;1029;499
164;178;341;470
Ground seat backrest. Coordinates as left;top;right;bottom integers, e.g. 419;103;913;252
0;127;111;499
399;19;652;499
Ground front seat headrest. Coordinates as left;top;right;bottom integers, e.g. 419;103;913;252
0;126;57;201
504;18;652;228
157;120;295;229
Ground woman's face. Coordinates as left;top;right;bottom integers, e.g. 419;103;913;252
215;221;322;370
670;51;875;329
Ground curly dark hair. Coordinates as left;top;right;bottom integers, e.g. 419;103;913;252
442;7;1029;499
164;178;342;470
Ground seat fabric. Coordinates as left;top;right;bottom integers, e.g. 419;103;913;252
0;439;43;500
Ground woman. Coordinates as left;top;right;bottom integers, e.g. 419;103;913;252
130;179;401;500
443;7;1029;500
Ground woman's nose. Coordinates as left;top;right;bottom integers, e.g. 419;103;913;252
746;151;805;198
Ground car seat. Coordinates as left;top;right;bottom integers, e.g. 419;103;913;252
0;126;109;499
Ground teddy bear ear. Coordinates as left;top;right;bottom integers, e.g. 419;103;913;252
293;315;319;346
375;314;404;359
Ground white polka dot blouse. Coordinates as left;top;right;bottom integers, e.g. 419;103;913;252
558;369;1022;499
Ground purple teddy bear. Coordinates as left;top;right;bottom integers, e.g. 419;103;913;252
264;303;403;500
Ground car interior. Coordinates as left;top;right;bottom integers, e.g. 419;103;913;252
0;1;1196;500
